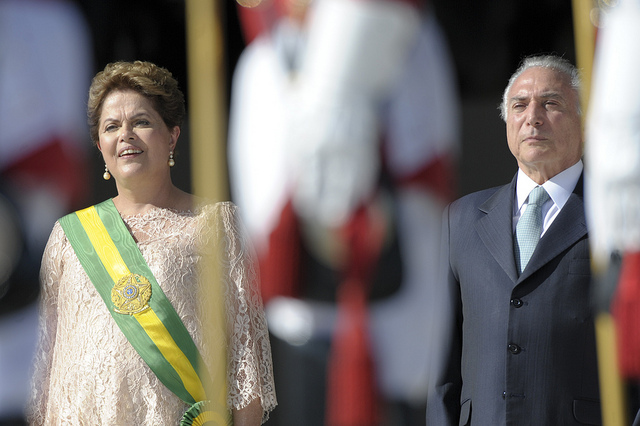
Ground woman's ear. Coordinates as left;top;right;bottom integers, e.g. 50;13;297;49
96;141;102;152
170;126;180;151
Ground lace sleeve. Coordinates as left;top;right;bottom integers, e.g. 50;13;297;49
26;222;65;424
207;202;277;422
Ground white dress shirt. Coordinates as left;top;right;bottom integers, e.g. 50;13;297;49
513;160;583;237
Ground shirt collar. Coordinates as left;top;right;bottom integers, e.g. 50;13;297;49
516;160;583;211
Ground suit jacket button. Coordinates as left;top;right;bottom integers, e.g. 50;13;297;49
511;298;523;308
508;343;522;354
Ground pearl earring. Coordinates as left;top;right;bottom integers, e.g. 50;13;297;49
103;164;111;180
168;151;175;167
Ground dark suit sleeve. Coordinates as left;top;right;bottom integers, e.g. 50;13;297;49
426;203;463;425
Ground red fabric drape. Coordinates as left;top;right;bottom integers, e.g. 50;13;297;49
393;153;457;203
258;200;301;304
326;205;385;426
612;250;640;379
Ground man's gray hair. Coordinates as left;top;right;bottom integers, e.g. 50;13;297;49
499;55;582;122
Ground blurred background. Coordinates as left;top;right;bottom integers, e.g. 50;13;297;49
85;0;574;205
0;0;578;425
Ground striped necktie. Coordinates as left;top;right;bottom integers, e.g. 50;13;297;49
515;186;550;274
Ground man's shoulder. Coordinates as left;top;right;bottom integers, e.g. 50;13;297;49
450;184;508;210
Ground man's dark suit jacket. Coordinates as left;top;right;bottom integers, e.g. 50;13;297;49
427;173;601;425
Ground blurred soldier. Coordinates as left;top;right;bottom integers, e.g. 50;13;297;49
229;0;460;424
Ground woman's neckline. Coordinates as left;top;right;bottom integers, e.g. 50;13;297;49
117;203;197;218
111;191;203;217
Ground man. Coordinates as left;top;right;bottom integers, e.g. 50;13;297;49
426;55;601;425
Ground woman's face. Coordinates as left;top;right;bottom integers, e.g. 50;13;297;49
97;90;179;185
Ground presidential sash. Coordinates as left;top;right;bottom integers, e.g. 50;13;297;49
59;199;231;426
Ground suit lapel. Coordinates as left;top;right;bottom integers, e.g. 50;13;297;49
475;175;519;283
474;173;587;285
519;175;587;281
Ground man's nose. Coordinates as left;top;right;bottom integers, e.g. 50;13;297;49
526;103;544;127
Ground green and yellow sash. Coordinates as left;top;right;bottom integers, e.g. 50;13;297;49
59;199;230;426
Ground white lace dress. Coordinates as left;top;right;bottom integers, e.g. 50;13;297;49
28;201;277;425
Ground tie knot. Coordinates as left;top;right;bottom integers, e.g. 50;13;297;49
527;186;549;207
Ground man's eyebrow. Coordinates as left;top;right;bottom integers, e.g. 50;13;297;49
509;91;564;103
538;91;564;100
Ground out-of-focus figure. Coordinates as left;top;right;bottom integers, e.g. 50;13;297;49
585;0;640;422
229;0;460;424
0;0;92;423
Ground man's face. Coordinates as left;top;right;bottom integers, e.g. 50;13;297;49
506;67;583;182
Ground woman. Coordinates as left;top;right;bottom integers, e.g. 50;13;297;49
28;61;277;425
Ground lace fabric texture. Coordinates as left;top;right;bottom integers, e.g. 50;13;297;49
28;202;277;425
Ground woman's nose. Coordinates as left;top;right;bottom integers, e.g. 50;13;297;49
119;124;135;141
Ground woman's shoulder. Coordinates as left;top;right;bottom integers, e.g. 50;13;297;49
196;199;239;220
42;219;72;269
49;218;68;243
200;201;244;241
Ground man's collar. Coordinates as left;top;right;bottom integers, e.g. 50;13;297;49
516;160;583;210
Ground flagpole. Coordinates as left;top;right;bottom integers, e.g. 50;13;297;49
572;0;596;118
572;1;628;424
186;0;228;202
185;0;230;421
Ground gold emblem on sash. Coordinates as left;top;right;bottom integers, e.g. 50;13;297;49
111;273;152;314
